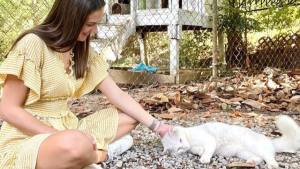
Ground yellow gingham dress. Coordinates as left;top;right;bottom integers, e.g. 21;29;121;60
0;34;118;169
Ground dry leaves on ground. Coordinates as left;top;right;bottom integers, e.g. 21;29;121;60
69;67;300;122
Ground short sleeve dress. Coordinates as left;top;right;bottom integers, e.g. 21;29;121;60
0;33;119;169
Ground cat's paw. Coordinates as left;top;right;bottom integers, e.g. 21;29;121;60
190;145;204;156
267;163;279;169
197;146;205;156
246;159;256;165
246;157;263;165
200;156;211;164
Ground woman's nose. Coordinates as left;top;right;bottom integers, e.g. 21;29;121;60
92;25;98;34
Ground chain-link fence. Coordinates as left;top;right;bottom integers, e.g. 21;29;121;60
220;0;300;74
0;0;55;60
1;0;300;87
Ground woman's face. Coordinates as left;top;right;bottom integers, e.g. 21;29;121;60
78;7;104;41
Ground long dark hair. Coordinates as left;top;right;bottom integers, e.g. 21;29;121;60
8;0;106;79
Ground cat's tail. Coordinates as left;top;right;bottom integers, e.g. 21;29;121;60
272;115;300;153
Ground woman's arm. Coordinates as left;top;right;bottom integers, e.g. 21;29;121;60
97;75;154;128
0;75;57;136
97;75;172;137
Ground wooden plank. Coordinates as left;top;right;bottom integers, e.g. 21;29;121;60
109;69;174;84
108;69;201;84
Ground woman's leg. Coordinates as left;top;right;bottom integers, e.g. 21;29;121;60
113;110;139;141
36;130;97;169
105;110;137;163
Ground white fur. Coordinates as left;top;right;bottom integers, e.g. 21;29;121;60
161;115;300;169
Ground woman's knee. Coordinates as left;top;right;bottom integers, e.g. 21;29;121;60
37;130;95;169
52;130;94;159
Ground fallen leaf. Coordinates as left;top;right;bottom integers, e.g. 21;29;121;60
151;93;169;103
267;108;281;112
235;89;247;94
219;98;241;105
186;86;198;93
290;95;300;102
208;85;215;91
227;162;255;168
157;165;165;169
248;87;264;95
235;93;249;99
257;121;265;126
192;104;199;109
246;56;250;68
257;74;264;80
201;111;211;118
258;94;263;103
168;107;184;113
209;105;219;111
230;114;236;118
143;98;161;105
229;97;244;102
165;102;172;109
99;100;111;105
297;105;300;112
271;131;282;136
177;102;194;109
266;78;279;90
74;106;83;112
242;99;267;109
182;97;192;104
196;83;204;90
153;113;186;119
219;103;227;110
275;90;285;100
241;112;258;118
201;98;214;104
175;92;181;104
235;111;241;116
262;87;273;94
218;118;225;122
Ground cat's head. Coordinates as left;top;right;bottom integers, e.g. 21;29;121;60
161;126;190;156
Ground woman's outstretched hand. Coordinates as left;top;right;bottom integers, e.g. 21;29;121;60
158;123;174;138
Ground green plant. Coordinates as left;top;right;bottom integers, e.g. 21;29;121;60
179;30;213;68
0;0;54;61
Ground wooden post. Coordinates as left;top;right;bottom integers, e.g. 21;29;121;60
107;0;112;15
212;0;218;81
244;4;249;69
168;24;182;84
218;31;225;65
131;0;136;19
138;31;148;65
168;0;179;10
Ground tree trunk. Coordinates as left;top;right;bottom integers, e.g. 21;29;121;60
226;30;246;69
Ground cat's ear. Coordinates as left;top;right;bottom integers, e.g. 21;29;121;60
162;149;169;155
168;127;175;137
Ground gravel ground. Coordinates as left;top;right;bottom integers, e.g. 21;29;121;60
102;112;300;169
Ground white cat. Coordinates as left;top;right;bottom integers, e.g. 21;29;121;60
161;115;300;169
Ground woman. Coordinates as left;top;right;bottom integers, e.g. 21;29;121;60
0;0;171;168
